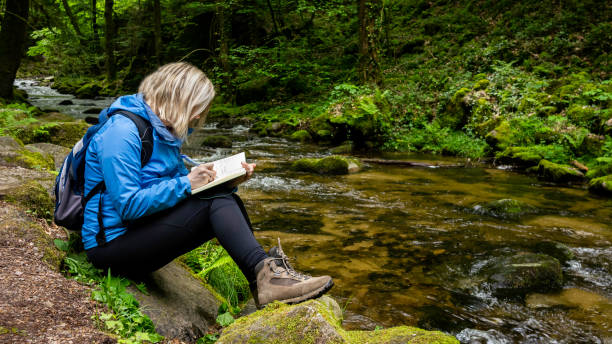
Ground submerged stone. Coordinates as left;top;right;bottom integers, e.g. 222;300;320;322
218;296;458;344
291;156;361;175
483;253;563;298
537;160;584;183
202;135;232;148
472;199;536;219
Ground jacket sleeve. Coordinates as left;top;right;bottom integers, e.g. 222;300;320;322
97;117;192;221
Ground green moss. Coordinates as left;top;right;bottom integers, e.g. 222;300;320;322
537;159;585;183
588;175;612;195
202;135;233;148
485;120;513;150
473;79;490;91
219;298;459;344
566;104;601;131
289;130;312;143
6;148;55;170
472;199;537;219
4;180;54;221
496;146;542;167
330;142;354;154
74;83;102;99
291;156;360;175
441;87;470;130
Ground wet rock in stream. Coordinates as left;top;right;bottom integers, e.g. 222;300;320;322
471;198;537;219
482;253;563;298
291;155;361;175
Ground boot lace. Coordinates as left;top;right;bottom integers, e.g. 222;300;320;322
272;238;311;280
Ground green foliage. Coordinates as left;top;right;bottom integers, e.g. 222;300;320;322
62;252;162;343
182;241;250;308
216;312;235;327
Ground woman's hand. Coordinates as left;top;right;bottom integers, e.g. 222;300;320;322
187;163;216;190
229;162;256;187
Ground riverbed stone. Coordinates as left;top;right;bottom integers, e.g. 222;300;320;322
533;241;574;265
484;253;563;298
537;159;584;183
472;199;536;219
218;296;458;344
588;175;612;195
202;135;232;148
128;261;222;342
291;156;361;175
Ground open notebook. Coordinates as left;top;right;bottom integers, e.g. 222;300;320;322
191;152;246;194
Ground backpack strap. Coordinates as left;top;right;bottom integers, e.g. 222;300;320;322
86;110;155;246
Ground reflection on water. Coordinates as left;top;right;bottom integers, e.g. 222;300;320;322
17;79;612;343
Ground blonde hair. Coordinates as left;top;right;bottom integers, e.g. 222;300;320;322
138;62;215;140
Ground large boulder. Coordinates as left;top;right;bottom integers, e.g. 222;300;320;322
128;261;222;342
291;156;361;175
536;159;584;183
218;296;458;343
483;253;563;298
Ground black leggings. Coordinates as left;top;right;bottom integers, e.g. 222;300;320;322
86;193;268;282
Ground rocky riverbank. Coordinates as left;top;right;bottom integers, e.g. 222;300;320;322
0;101;460;343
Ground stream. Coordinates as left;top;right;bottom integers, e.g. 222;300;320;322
16;79;612;343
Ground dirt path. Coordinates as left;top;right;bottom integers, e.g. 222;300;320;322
0;203;115;344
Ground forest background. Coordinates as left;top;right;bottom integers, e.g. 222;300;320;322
0;0;611;184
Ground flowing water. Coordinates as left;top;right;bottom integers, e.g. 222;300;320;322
16;79;612;343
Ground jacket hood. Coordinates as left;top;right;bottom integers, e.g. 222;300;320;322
99;94;181;146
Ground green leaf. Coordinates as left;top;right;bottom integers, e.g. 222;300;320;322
216;312;234;327
53;239;69;252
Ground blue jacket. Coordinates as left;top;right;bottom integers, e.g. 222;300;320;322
82;94;192;249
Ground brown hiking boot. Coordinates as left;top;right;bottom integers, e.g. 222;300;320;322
252;239;333;308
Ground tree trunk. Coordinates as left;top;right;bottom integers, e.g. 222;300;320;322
104;0;116;80
92;0;100;49
0;0;30;99
217;3;233;101
153;0;161;66
265;0;279;36
61;0;83;37
358;0;382;85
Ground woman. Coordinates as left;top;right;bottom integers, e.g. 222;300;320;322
82;62;333;307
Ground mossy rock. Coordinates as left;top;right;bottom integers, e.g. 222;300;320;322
9;121;89;148
485;120;513;150
0;136;55;170
495;146;542;167
330;142;354;154
533;241;574;266
473;79;489;90
3;180;54;221
566;104;601;131
483;253;563;298
74;82;103;99
25;143;71;171
218;296;458;344
289;130;312;143
202;135;232;148
291;156;361;175
472;199;537;219
441;87;471;130
249;121;269;136
52;77;88;95
588;175;612;195
537;160;584;183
